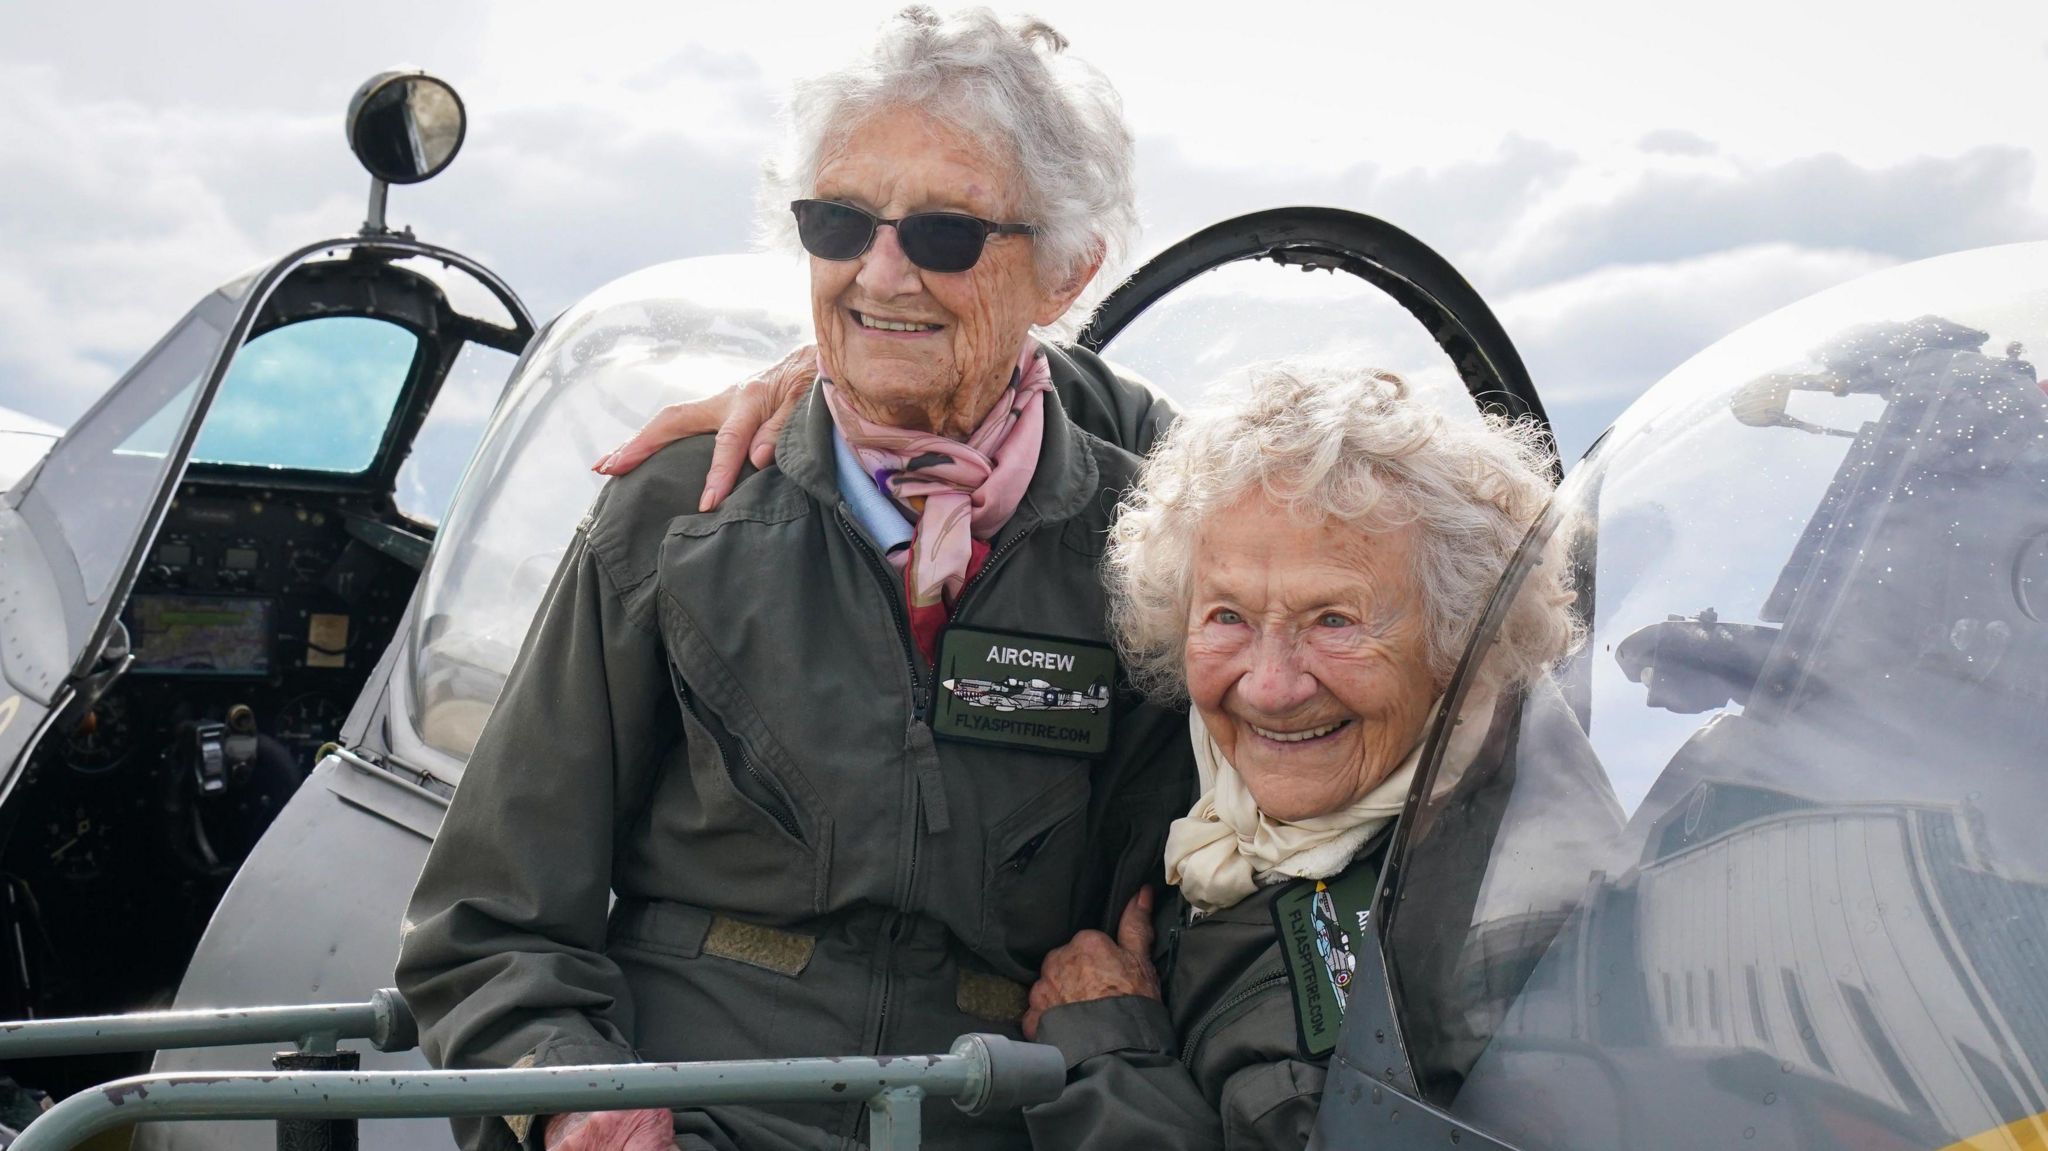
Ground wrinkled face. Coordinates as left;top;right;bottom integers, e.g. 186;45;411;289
809;105;1078;437
1184;493;1442;823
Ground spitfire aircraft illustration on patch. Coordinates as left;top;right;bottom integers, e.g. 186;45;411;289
941;677;1112;713
1312;884;1359;1011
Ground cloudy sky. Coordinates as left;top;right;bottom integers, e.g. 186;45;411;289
5;0;2046;459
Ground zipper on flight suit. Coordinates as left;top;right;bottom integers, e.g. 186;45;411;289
918;525;1032;716
875;912;911;1044
837;502;1037;722
997;821;1061;875
945;527;1030;629
836;507;931;1074
837;511;926;719
854;910;917;1140
667;661;803;842
836;507;1038;1065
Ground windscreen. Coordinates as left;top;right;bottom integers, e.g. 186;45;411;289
404;255;808;772
1382;242;2048;1151
191;316;420;473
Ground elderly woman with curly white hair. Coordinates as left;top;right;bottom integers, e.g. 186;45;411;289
397;9;1193;1151
1015;361;1576;1150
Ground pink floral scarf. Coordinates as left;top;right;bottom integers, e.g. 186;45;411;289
823;341;1053;663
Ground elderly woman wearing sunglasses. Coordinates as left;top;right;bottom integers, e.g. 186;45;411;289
396;9;1191;1151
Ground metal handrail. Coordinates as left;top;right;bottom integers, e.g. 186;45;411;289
0;989;414;1058
10;1033;1064;1151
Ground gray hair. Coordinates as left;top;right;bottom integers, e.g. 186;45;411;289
761;6;1138;338
1107;361;1577;703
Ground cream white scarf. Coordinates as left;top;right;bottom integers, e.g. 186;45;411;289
1166;702;1453;917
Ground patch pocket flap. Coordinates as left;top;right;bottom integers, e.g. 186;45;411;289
661;484;809;539
608;899;713;959
1219;1059;1324;1149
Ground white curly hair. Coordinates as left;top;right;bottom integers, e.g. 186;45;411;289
1107;360;1577;704
760;6;1138;339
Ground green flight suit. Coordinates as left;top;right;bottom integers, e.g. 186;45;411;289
396;346;1191;1150
1024;835;1394;1151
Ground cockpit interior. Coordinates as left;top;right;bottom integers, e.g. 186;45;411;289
0;246;530;1094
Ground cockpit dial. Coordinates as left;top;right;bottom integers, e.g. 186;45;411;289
61;697;133;775
43;804;114;884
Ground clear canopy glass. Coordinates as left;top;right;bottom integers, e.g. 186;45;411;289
403;254;809;770
395;340;519;525
1384;242;2048;1151
1097;256;1488;427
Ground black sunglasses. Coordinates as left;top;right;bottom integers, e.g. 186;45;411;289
790;199;1038;274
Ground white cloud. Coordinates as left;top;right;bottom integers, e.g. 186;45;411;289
0;57;768;423
4;0;2046;455
0;65;325;419
1487;146;2046;289
1130;133;1580;274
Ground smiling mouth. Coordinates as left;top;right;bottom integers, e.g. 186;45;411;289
853;309;942;333
1249;719;1353;744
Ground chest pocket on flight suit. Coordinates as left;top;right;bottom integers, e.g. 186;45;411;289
978;763;1092;969
658;658;831;915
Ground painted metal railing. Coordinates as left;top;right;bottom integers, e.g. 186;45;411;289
0;993;1065;1151
0;988;415;1060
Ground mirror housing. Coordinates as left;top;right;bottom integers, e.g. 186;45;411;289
346;71;465;184
346;70;466;234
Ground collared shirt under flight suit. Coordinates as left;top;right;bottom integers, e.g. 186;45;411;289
395;346;1192;1151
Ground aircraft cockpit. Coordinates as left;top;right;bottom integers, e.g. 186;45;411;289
1315;241;2048;1150
0;72;534;1091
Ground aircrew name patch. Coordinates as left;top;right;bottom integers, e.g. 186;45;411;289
1271;862;1378;1057
933;625;1116;757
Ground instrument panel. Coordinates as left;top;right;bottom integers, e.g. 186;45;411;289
133;487;406;675
17;481;421;879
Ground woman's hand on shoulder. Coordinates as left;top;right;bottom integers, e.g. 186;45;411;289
592;343;818;511
543;1107;677;1151
1022;888;1160;1040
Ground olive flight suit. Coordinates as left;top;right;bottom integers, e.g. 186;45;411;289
396;347;1192;1151
1023;833;1395;1151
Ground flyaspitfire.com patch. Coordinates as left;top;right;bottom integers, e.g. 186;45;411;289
932;624;1116;756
